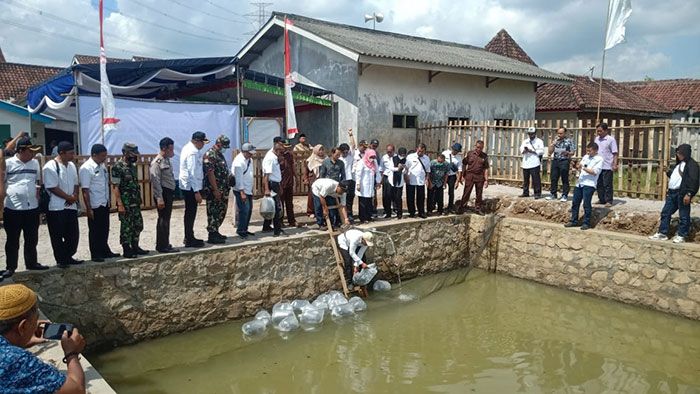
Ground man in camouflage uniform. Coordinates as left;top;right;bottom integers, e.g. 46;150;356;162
111;143;148;258
204;135;231;244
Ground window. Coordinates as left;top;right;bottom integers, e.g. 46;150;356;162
392;114;418;129
0;125;10;141
493;118;513;127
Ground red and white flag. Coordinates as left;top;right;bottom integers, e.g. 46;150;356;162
284;18;298;139
99;0;119;133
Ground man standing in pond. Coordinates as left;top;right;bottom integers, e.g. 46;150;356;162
594;122;619;207
150;137;178;253
112;143;148;258
442;143;463;213
204;135;231;244
460;140;489;214
519;127;544;199
179;131;208;248
547;127;574;202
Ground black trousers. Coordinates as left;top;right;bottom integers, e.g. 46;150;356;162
3;208;39;271
183;189;198;241
345;180;356;219
522;166;542;196
46;209;79;264
427;186;445;213
155;188;174;250
87;205;111;259
596;169;614;204
406;184;426;216
550;159;570;197
262;181;282;233
381;175;393;217
339;245;372;283
358;196;373;222
391;186;403;218
446;175;457;210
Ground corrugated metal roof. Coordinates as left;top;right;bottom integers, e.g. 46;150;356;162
273;12;571;84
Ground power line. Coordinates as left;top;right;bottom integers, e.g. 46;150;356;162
245;2;273;35
205;0;248;18
168;0;250;24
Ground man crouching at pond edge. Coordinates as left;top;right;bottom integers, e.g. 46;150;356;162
0;284;87;393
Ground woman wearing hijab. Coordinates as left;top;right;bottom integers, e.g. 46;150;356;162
304;145;326;217
355;149;382;223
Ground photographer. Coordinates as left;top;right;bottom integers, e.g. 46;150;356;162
519;127;544;199
0;284;86;393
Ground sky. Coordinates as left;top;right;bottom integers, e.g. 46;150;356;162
0;0;698;81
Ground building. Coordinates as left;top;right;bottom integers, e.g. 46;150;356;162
0;100;54;147
622;79;700;122
236;13;571;148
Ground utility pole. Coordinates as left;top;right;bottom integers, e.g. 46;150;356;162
245;2;273;34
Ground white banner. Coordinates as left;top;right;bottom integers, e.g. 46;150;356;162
78;96;239;178
605;0;633;50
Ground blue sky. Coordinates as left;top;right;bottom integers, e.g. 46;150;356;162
1;0;698;81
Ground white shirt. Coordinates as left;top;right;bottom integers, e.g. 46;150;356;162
442;150;463;176
3;156;40;210
381;154;395;177
576;154;604;188
340;150;355;181
179;141;204;192
311;178;346;206
43;159;79;211
355;161;381;198
262;149;282;182
405;153;431;186
79;158;109;208
520;137;545;169
337;229;367;265
669;162;685;190
232;152;254;195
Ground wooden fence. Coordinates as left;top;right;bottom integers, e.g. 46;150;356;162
416;118;700;201
249;150;312;197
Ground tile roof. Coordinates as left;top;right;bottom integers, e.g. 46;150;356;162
271;13;570;84
537;74;672;115
621;79;700;112
0;62;63;102
484;29;537;66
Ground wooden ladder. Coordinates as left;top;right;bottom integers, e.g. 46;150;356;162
324;207;368;298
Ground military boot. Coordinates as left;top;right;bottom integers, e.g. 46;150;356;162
207;232;225;244
122;243;137;259
133;241;149;255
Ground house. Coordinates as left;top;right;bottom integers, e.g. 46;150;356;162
236;13;571;148
622;79;700;122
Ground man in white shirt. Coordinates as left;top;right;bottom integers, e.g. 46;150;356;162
442;143;463;212
262;139;285;236
339;128;356;221
404;143;431;218
79;144;118;262
519;127;545;199
232;143;256;239
565;142;603;230
2;137;47;277
311;178;350;229
179;131;209;248
380;144;396;219
337;229;374;286
43;141;81;267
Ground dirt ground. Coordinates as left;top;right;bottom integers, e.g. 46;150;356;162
0;182;682;273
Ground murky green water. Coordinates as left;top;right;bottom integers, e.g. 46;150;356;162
91;269;700;393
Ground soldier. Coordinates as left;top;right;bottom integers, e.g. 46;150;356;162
111;143;148;258
204;135;231;244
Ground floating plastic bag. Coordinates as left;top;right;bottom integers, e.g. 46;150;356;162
255;310;272;327
327;292;348;309
312;299;329;311
272;302;294;326
373;280;392;292
276;314;300;332
299;307;325;330
242;319;268;336
348;296;367;312
259;197;276;220
353;264;378;286
291;299;311;314
315;293;331;305
331;303;355;318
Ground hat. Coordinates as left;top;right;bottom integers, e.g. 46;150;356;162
358;139;368;146
16;137;41;152
361;232;375;246
192;131;209;143
57;141;74;153
370;139;379;145
122;142;139;154
451;142;462;152
216;135;231;148
0;284;38;320
527;127;537;134
241;142;256;152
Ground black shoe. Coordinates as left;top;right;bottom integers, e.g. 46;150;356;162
157;246;180;253
68;258;83;265
1;269;16;278
133;246;149;255
580;224;591;230
564;222;579;228
184;239;205;248
273;229;285;237
518;194;529;198
418;214;427;219
262;227;274;233
26;263;49;270
214;232;227;240
397;215;403;220
91;257;105;263
236;232;248;238
533;195;542;200
57;263;70;269
104;251;120;258
207;236;225;244
122;244;137;259
408;214;416;218
245;231;256;236
383;214;391;219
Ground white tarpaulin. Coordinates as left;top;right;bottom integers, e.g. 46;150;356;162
78;95;239;178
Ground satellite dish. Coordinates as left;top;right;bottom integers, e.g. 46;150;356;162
374;13;384;22
364;14;374;22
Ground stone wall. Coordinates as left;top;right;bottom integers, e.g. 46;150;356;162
473;216;700;320
13;216;473;351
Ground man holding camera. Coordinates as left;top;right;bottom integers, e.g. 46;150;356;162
519;127;544;199
565;142;603;230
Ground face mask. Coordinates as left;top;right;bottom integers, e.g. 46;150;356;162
127;156;137;164
221;148;229;155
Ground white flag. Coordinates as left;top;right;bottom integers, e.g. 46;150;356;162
605;0;633;50
284;18;298;138
99;0;119;133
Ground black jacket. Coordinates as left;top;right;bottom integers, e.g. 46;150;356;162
667;144;699;198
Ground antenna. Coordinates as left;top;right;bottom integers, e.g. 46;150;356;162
364;12;383;30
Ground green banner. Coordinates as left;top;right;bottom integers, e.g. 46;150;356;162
243;79;332;107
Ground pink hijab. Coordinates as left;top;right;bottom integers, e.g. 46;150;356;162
362;149;378;173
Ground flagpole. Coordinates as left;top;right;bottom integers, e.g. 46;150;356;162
99;0;105;143
283;15;288;139
596;0;612;124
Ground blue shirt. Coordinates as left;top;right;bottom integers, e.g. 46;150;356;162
0;335;66;393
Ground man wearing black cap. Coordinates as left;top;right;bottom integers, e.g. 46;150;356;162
1;136;48;278
112;143;148;258
79;144;119;262
43;141;81;267
179;131;208;247
203;135;232;244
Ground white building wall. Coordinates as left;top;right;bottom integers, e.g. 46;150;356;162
357;65;536;149
0;110;47;148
